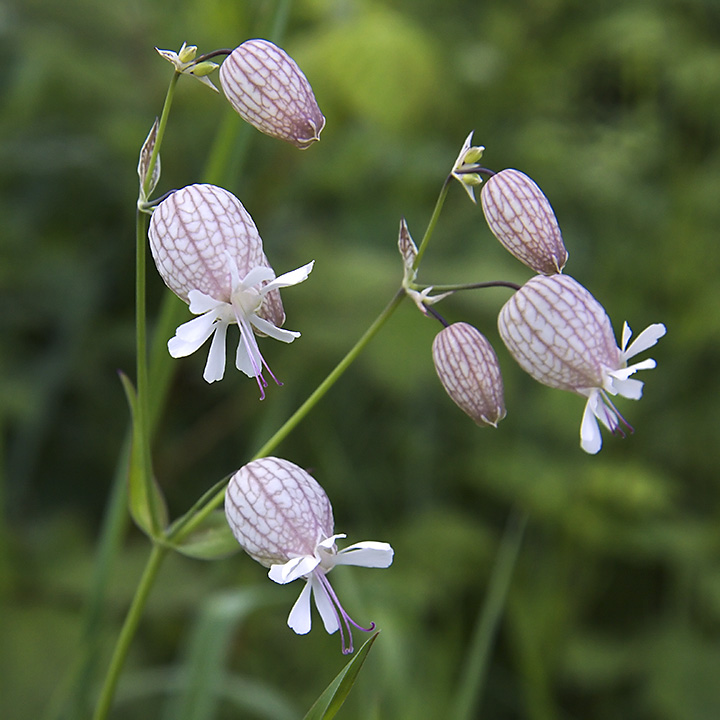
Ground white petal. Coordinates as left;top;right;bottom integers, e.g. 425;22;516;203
623;323;666;360
172;312;218;344
203;322;229;382
188;289;226;315
287;581;313;635
609;376;645;400
241;265;276;290
317;534;345;551
580;395;603;454
262;261;314;292
621;321;632;352
168;315;218;358
269;555;319;584
311;575;339;634
334;541;395;569
235;321;264;377
249;314;301;343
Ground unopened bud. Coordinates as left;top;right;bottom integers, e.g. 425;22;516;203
433;322;506;427
220;39;325;149
178;43;197;64
481;169;568;275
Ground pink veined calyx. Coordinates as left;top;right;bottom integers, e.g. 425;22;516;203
148;183;313;395
498;274;666;453
224;457;394;654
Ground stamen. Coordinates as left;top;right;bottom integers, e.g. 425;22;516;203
600;391;635;438
316;572;375;655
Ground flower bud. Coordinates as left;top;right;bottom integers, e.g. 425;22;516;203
481;169;568;275
220;39;325;149
432;322;506;427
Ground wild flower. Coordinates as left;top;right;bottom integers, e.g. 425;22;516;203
148;183;312;392
498;274;665;453
225;457;394;653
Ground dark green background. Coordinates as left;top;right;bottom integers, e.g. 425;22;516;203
2;0;719;718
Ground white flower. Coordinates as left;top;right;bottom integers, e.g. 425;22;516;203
225;457;394;654
450;131;485;204
498;274;666;453
148;184;313;393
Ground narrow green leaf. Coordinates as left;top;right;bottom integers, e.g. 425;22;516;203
165;510;240;560
119;372;167;537
302;632;380;720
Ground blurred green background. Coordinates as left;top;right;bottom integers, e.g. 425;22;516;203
2;0;720;718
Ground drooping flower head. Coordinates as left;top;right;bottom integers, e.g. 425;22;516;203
148;184;313;393
220;39;325;149
224;457;394;654
481;169;568;275
433;322;506;427
498;274;665;453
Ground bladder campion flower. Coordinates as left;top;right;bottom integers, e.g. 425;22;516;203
225;457;394;654
148;184;313;393
498;274;665;453
433;322;506;427
481;169;568;275
220;39;325;149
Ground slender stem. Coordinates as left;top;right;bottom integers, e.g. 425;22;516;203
142;72;180;200
414;175;452;270
167;288;408;543
92;545;168;720
419;279;521;293
451;509;529;720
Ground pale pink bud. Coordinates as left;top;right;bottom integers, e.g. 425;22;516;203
498;274;665;453
219;39;325;149
481;169;568;275
432;322;506;427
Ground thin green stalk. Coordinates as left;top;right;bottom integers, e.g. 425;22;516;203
142;72;180;200
92;544;168;720
451;509;529;720
413;175;452;270
167;288;408;543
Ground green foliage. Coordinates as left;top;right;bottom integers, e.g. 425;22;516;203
2;0;720;719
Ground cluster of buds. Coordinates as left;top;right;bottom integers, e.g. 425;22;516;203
427;137;665;453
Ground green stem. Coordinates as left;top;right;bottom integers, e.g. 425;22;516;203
451;509;529;720
413;175;452;270
417;279;521;293
167;288;408;543
92;544;168;720
142;72;180;200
